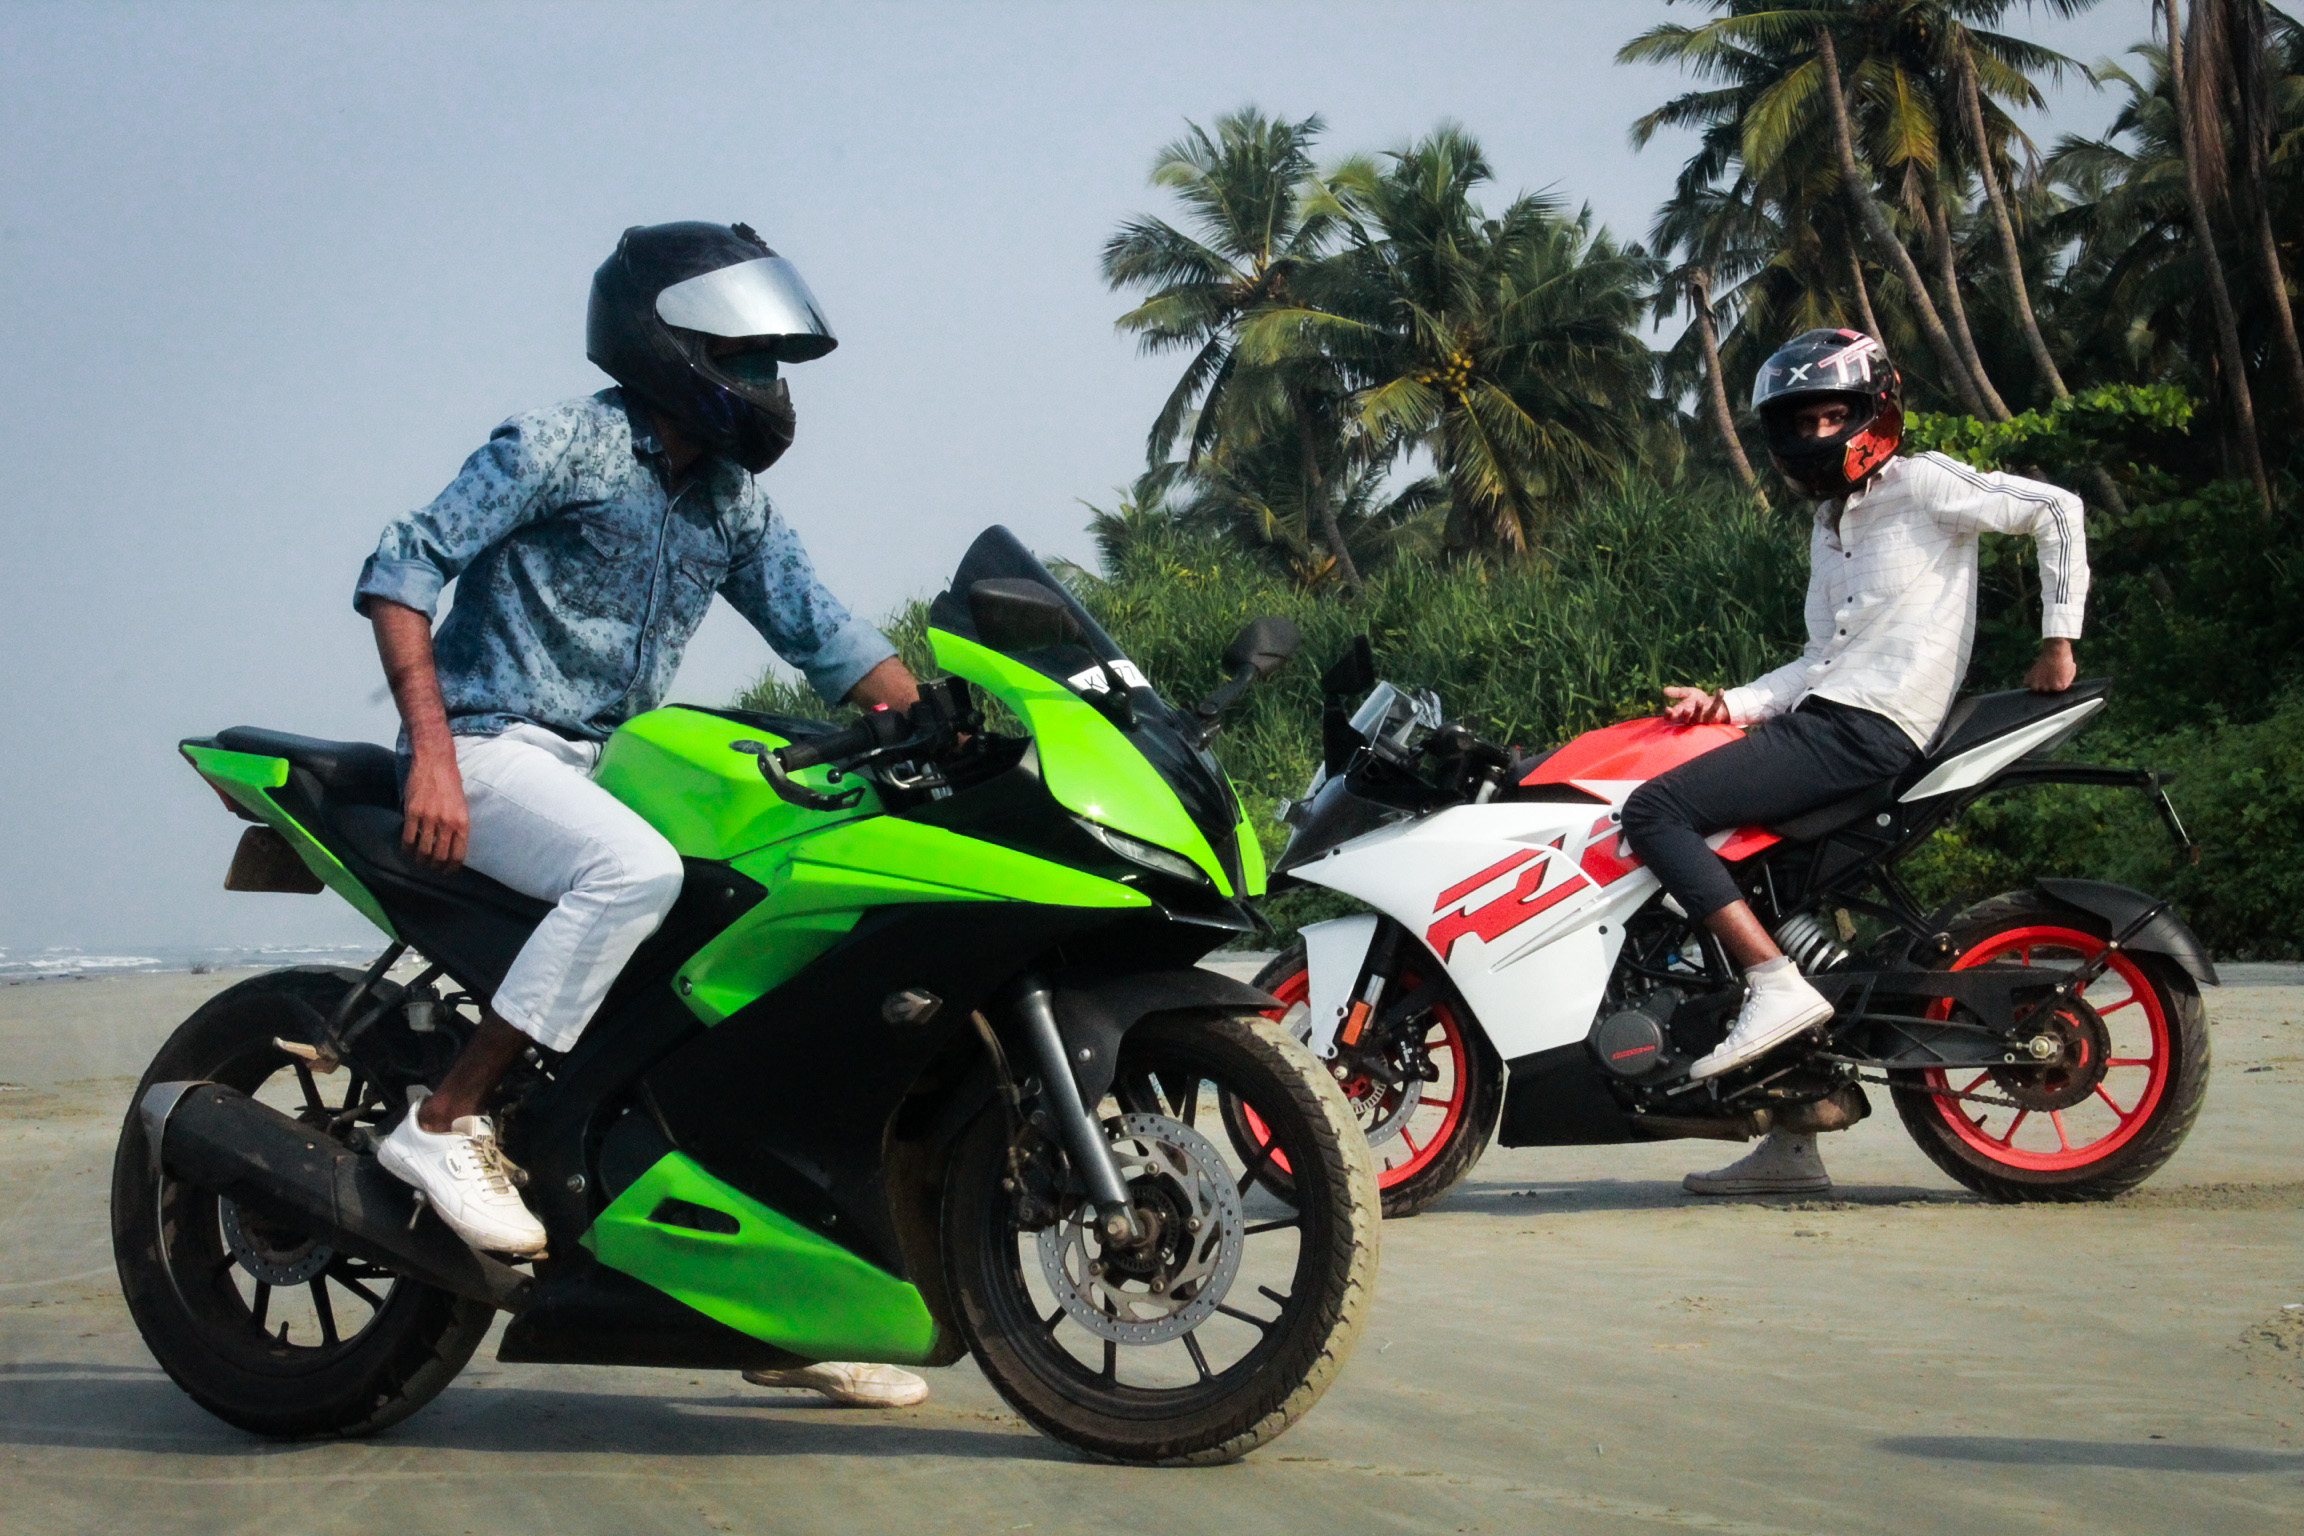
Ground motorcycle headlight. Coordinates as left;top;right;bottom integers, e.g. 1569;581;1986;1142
1074;817;1210;887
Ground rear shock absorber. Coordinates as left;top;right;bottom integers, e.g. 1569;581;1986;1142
1772;911;1849;974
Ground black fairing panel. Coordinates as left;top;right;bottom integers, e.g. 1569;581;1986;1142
497;1256;808;1370
641;902;1156;1275
1499;1044;1644;1146
1273;774;1399;876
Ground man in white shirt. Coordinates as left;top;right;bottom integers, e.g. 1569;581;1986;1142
1618;328;2089;1195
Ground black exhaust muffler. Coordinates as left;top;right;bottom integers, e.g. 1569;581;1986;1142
138;1080;533;1313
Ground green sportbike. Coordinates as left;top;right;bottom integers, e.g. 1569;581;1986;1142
113;527;1376;1466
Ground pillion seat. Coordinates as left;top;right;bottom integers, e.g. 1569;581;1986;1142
216;726;551;997
1763;679;2114;844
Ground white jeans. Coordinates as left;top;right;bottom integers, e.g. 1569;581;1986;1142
455;724;685;1053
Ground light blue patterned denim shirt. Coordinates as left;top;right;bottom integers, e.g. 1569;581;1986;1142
355;389;894;741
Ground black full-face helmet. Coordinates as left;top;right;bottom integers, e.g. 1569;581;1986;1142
587;221;837;472
1751;327;1902;498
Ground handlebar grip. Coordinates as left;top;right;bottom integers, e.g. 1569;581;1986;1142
774;705;909;772
775;725;873;772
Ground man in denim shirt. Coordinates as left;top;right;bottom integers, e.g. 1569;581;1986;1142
354;227;927;1407
359;221;931;1405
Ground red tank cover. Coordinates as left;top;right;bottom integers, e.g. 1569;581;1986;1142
1521;716;1780;862
1522;717;1743;787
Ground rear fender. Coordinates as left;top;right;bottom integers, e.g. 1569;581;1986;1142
2031;878;2219;987
1299;914;1381;1057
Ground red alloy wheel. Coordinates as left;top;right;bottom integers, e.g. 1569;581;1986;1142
1923;925;2172;1172
1257;966;1473;1191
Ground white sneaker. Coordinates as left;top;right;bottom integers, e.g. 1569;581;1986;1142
376;1094;547;1257
1683;1130;1832;1195
1689;958;1835;1081
743;1361;930;1407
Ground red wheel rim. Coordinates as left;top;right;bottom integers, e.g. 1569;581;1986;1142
1924;925;2171;1172
1262;966;1472;1190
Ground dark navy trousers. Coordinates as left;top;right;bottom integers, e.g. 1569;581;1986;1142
1619;698;1918;921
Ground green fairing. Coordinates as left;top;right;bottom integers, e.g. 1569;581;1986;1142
586;1151;938;1364
180;744;398;938
594;707;881;860
1234;814;1268;900
675;815;1148;1025
929;628;1233;894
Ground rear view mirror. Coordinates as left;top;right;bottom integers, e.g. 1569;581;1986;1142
968;578;1082;653
1222;616;1302;681
1321;635;1375;698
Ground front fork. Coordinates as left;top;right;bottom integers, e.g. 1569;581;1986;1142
1011;976;1144;1245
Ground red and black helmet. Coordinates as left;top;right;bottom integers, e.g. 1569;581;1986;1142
1751;328;1902;498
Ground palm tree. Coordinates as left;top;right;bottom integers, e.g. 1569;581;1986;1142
1650;179;1775;494
2182;0;2304;427
1950;34;2070;397
1247;128;1658;557
1623;3;2093;421
1101;109;1366;588
2162;0;2273;510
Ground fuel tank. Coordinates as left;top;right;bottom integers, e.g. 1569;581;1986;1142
593;705;883;860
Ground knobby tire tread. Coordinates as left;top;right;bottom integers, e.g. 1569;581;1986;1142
945;1011;1377;1466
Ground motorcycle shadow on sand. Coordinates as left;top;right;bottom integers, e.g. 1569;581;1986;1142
1877;1434;2304;1476
0;1361;1064;1462
1434;1174;1977;1214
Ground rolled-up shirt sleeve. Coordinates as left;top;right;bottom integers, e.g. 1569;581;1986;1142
353;412;575;619
1923;458;2090;639
720;509;897;703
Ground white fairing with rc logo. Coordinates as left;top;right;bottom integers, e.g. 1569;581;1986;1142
1290;800;1663;1060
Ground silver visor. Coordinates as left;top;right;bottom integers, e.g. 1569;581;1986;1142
654;256;837;360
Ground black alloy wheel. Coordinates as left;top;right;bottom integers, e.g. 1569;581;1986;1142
111;968;493;1437
943;1012;1376;1465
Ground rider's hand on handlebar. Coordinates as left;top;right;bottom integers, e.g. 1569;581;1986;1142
1662;686;1732;726
400;751;470;872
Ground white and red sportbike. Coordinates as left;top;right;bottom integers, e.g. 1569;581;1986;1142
1238;641;2215;1217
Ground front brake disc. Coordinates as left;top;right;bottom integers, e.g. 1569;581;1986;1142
1036;1112;1246;1345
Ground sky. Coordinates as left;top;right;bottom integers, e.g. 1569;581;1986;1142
0;0;2154;959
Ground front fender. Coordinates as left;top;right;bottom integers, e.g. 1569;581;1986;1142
2034;877;2219;987
1299;914;1382;1058
1051;969;1280;1105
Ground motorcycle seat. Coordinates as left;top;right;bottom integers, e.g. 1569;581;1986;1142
1762;680;2115;844
214;726;549;996
215;726;400;807
1767;780;1897;843
1921;677;2112;763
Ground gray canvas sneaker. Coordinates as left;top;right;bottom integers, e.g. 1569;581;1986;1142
743;1362;930;1407
1683;1130;1832;1196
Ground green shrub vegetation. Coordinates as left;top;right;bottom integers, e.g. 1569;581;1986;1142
742;458;2304;957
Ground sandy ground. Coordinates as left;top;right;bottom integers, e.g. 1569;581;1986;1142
1;964;2298;1535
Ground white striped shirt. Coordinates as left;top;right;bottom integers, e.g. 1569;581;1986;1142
1720;452;2088;748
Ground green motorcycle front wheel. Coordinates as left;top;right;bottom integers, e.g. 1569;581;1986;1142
942;1011;1378;1466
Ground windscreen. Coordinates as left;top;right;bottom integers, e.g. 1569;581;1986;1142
929;526;1245;892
